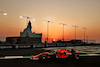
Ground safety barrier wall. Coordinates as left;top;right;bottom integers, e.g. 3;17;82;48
0;44;81;49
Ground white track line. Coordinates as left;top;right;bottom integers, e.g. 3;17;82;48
0;53;100;59
5;56;23;59
88;54;100;56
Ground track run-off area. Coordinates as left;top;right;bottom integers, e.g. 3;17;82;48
0;46;100;67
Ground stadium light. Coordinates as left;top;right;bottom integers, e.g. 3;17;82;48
32;18;35;20
0;11;7;15
20;16;35;23
3;13;7;15
59;23;68;41
72;25;79;41
43;20;54;43
82;27;87;43
20;16;23;18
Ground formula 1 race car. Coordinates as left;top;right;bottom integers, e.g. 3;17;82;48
30;49;81;60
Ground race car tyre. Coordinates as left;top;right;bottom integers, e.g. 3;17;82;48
75;55;80;60
71;49;75;57
30;55;34;60
40;55;47;60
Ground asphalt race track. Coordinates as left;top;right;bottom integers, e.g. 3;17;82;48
0;56;100;67
0;48;45;56
0;47;100;67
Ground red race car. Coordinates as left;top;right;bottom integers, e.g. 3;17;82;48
56;49;81;60
30;49;81;60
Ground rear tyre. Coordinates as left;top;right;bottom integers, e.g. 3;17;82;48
75;55;80;60
71;49;75;59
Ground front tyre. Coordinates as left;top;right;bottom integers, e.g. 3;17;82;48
40;55;47;60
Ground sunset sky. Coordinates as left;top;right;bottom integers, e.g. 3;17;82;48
0;0;100;43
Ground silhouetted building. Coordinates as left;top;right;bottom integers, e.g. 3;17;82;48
6;37;41;44
6;21;42;44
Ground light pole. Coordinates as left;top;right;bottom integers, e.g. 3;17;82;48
20;16;35;24
82;27;87;43
0;11;7;15
43;20;53;43
72;25;79;41
60;23;67;41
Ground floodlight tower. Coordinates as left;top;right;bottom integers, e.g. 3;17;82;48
59;23;67;41
0;11;7;15
82;27;87;43
43;20;53;43
72;25;79;41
